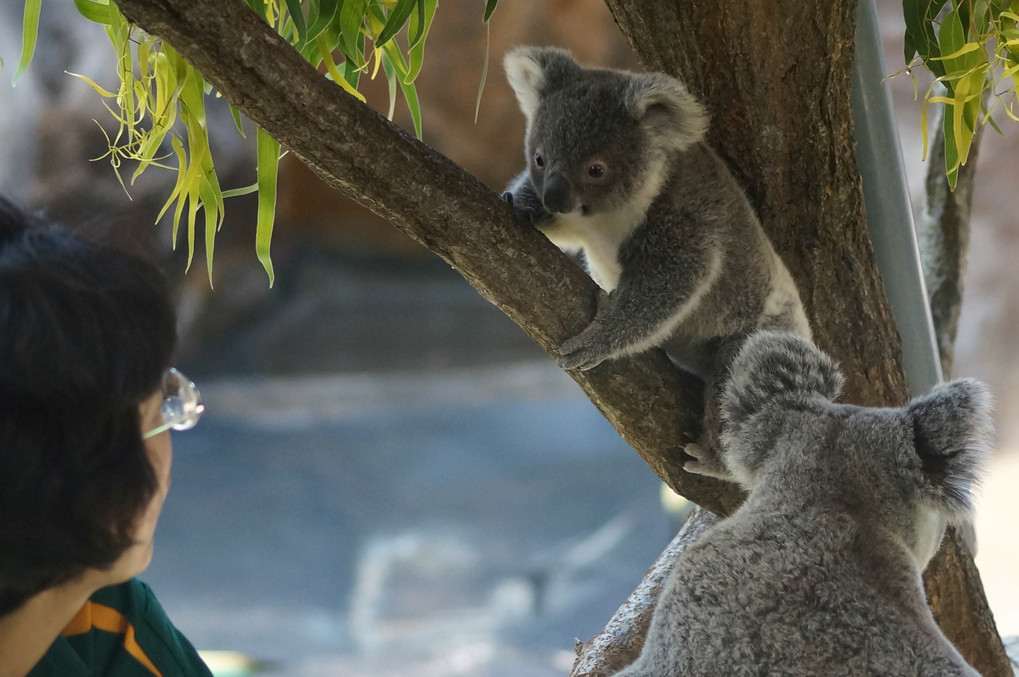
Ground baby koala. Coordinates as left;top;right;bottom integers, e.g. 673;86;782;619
502;46;811;379
615;331;990;677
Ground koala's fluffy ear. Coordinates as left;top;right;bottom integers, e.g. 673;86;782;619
722;331;843;429
627;73;708;151
504;46;579;122
907;378;993;519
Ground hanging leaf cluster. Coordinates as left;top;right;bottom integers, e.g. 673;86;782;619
904;0;1019;189
11;0;474;286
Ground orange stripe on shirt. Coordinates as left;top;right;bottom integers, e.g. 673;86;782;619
62;600;164;677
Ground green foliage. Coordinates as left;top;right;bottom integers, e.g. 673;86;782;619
13;0;41;83
12;0;494;285
903;0;1019;189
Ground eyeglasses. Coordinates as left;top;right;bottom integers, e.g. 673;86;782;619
142;368;205;439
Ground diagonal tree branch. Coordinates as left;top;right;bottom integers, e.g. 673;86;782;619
113;0;744;516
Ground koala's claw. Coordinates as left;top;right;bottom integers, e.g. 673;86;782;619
504;195;543;229
556;334;612;371
556;350;601;371
683;442;731;480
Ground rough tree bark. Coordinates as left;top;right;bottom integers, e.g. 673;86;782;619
109;0;1008;674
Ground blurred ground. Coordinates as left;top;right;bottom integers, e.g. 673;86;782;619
148;361;673;676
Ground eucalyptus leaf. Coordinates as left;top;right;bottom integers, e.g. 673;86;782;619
284;0;308;49
903;0;949;75
256;127;280;287
337;0;369;69
13;0;42;85
484;0;498;23
306;0;340;42
406;0;436;83
73;0;113;25
376;0;417;47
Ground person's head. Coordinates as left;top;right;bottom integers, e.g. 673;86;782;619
0;197;178;615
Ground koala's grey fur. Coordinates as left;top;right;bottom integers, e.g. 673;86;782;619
503;47;811;378
615;331;991;677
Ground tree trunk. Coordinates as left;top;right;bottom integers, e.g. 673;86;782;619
111;0;1008;673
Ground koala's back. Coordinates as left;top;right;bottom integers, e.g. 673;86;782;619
619;504;978;677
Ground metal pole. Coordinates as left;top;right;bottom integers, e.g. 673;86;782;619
851;0;943;396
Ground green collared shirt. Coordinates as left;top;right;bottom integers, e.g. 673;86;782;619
28;579;211;677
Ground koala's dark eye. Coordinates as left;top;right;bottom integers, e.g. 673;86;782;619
587;163;606;179
534;152;545;169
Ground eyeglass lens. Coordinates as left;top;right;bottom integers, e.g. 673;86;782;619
143;368;205;439
160;368;204;432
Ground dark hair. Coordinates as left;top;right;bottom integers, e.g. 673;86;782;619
0;197;177;615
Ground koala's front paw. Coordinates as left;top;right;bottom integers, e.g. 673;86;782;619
683;442;732;480
556;329;612;371
502;190;546;228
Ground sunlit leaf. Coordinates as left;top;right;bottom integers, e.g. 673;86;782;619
381;49;398;120
199;174;221;287
316;34;367;101
229;106;246;137
406;0;436;83
13;0;42;85
158;135;189;239
256;127;280;287
409;0;426;46
66;71;118;97
73;0;113;24
222;182;259;198
930;41;982;62
337;0;370;69
382;42;422;137
943;102;960;190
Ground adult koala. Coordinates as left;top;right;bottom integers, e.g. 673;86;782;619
615;331;990;677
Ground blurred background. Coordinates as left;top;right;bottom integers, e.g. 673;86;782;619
1;1;1016;675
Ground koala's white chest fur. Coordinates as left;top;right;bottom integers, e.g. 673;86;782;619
909;503;949;569
541;209;635;291
539;157;669;292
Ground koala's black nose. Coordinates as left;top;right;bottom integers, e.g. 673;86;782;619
542;174;575;214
